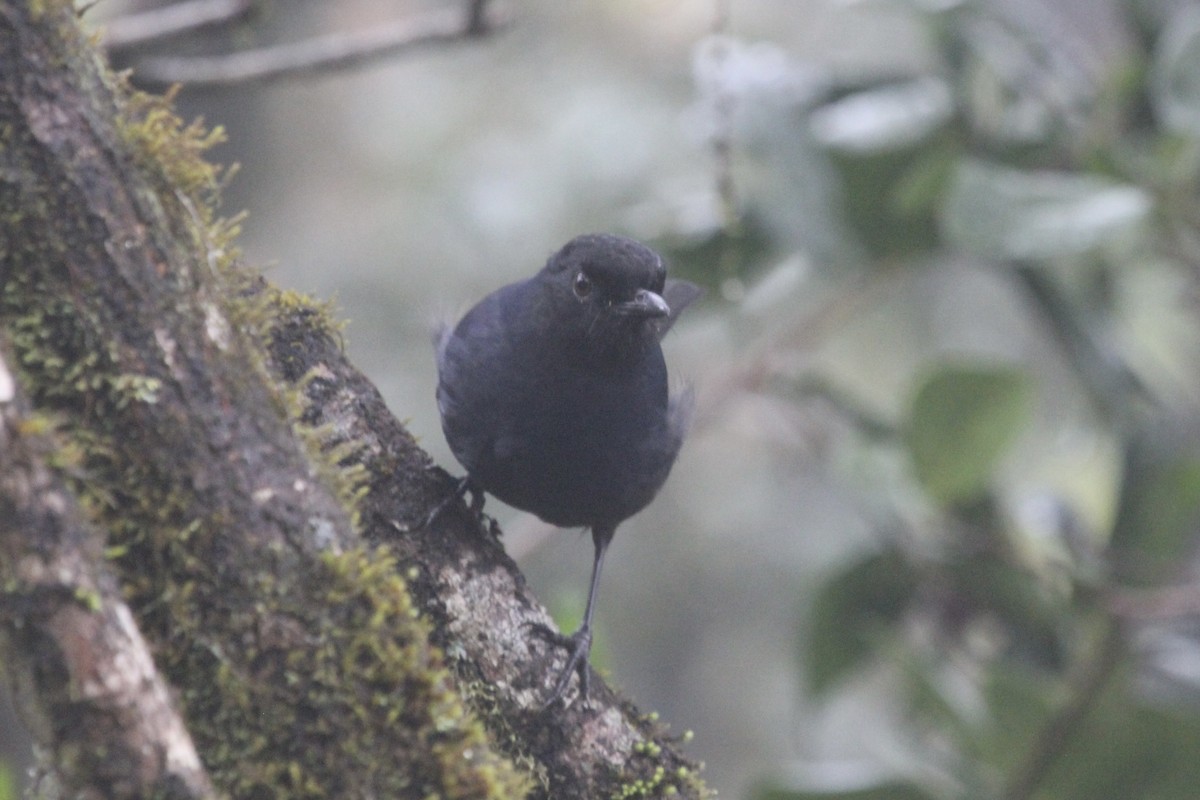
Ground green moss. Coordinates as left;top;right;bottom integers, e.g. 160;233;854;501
161;546;533;799
72;586;102;612
632;741;662;758
612;759;708;800
224;278;373;528
608;716;710;800
112;75;246;283
613;763;670;800
117;86;230;213
254;285;346;379
453;670;550;794
268;289;344;337
2;233;159;426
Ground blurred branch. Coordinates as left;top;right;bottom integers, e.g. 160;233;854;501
1110;583;1200;620
710;0;739;242
466;0;489;34
100;0;255;52
1009;262;1150;426
790;375;897;441
693;267;894;440
1002;616;1125;800
131;1;509;88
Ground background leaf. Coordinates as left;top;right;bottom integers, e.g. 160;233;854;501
940;160;1152;260
1041;674;1200;800
805;548;919;695
1151;5;1200;135
1111;440;1200;575
813;78;956;259
905;364;1032;506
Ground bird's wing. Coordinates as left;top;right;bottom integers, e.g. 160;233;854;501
433;288;523;474
432;319;453;366
657;279;704;341
667;383;696;451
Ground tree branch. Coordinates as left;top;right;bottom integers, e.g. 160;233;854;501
129;1;510;88
100;0;255;52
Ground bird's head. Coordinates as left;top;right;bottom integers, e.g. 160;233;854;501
540;233;672;363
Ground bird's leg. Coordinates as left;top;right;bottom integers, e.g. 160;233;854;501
537;524;615;707
423;474;485;529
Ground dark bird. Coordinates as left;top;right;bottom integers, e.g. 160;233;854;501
434;233;700;704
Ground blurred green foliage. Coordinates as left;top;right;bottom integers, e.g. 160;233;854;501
754;783;934;800
675;1;1200;798
804;547;920;696
906;364;1031;505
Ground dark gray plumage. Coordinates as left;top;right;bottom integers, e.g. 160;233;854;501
434;233;700;703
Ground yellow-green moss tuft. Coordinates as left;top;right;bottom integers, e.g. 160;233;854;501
117;86;230;209
611;722;710;800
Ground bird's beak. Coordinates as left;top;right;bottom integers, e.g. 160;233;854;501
615;289;670;318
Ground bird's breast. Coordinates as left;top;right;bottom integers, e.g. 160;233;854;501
485;351;672;526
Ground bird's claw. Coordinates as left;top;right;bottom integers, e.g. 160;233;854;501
424;474;485;529
529;622;593;707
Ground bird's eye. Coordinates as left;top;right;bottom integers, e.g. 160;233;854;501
573;272;593;299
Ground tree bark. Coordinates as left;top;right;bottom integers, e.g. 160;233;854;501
0;345;215;800
0;2;706;798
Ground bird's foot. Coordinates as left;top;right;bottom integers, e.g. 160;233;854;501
529;622;593;707
423;473;485;529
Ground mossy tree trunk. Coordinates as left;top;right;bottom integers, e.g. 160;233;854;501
0;2;706;798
